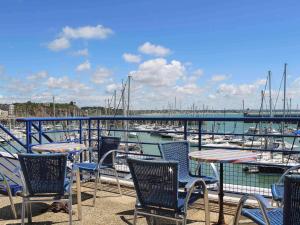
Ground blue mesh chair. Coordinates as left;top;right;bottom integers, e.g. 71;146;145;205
74;136;122;206
127;158;210;225
18;153;73;225
233;175;300;225
271;165;300;206
158;141;219;187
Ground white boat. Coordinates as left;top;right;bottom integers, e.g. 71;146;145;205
128;132;138;138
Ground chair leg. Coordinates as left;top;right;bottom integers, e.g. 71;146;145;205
21;198;25;225
26;202;32;224
69;198;73;225
7;188;17;219
93;170;100;206
133;208;137;225
114;169;122;196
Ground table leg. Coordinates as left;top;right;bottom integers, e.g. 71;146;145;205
76;170;82;221
214;163;227;225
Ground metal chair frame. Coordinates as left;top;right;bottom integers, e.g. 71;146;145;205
272;164;300;206
0;170;17;218
76;136;122;206
18;153;73;225
158;141;219;188
128;158;210;225
234;175;300;225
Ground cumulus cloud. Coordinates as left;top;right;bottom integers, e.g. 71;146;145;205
122;53;141;63
175;83;203;95
138;42;171;57
76;60;91;72
47;37;70;51
130;58;185;87
211;74;230;82
105;83;122;94
217;79;265;97
62;25;113;40
46;76;90;92
27;71;49;80
47;25;113;51
91;67;112;84
72;48;89;56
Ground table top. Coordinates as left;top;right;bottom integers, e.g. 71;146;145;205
32;143;87;153
189;149;257;163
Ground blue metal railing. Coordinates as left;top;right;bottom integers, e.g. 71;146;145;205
0;115;300;196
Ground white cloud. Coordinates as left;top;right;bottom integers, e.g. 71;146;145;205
122;53;141;63
175;83;203;95
27;71;48;80
211;74;229;82
47;25;113;51
47;37;70;51
105;83;122;94
76;60;91;72
62;25;113;40
130;58;185;87
46;76;90;92
91;67;112;84
217;80;264;97
138;42;171;57
72;48;89;57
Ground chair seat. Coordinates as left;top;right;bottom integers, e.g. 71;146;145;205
242;208;283;225
271;184;284;202
179;175;217;187
75;162;112;172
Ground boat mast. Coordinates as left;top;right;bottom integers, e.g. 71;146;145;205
283;63;287;117
268;71;272;117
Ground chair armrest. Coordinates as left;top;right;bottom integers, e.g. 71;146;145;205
183;178;208;213
98;150;123;169
233;193;273;225
278;165;300;184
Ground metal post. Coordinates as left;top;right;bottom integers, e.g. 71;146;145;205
198;121;202;151
26;121;32;153
183;120;188;140
38;121;42;144
88;119;91;148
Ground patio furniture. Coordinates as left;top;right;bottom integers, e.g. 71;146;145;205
158;141;219;187
127;158;210;225
18;153;73;225
74;136;122;206
32;142;86;220
189;149;256;225
271;164;300;206
0;170;17;218
233;175;300;225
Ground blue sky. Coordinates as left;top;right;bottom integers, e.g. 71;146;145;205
1;0;300;109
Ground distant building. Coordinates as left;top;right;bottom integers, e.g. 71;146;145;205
0;109;8;118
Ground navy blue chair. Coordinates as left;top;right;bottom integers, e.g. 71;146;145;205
18;153;73;225
233;175;300;225
158;141;219;188
271;165;300;206
75;136;121;206
127;158;210;225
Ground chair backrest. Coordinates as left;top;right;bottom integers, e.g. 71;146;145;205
158;141;189;178
283;175;300;225
127;158;179;210
98;136;121;164
18;153;67;196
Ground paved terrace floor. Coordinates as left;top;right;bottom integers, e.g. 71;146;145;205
0;182;255;225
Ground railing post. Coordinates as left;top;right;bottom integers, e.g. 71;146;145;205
183;120;188;140
198;121;202;151
26;121;32;153
88;119;92;148
79;120;83;144
38;121;42;144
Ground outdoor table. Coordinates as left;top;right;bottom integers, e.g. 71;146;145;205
32;142;86;221
189;149;257;225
